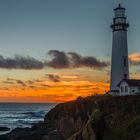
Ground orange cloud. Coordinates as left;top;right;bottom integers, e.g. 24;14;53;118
129;52;140;63
0;68;110;103
0;79;109;103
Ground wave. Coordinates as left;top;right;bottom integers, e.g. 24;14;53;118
23;110;46;118
17;119;41;125
0;103;56;135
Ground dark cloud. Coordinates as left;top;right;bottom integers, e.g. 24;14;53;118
47;74;60;82
46;50;108;69
0;55;44;70
27;80;34;85
2;87;9;90
46;50;69;68
0;50;108;70
33;79;44;83
16;80;26;87
40;84;51;87
68;52;81;67
7;78;16;81
3;81;15;84
6;77;26;87
68;52;108;68
29;85;36;89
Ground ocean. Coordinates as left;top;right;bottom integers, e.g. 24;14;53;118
0;103;56;135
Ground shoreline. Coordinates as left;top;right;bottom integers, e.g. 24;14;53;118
0;95;140;140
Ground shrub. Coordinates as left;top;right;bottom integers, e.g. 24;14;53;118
90;109;102;124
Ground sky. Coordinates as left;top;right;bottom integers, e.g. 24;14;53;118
0;0;140;102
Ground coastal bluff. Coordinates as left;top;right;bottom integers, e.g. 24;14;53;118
1;95;140;140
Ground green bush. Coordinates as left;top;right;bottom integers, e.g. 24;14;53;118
103;115;140;140
90;109;102;124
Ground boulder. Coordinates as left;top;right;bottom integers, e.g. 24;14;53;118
42;130;63;140
82;121;96;140
0;127;10;132
67;120;96;140
0;135;8;140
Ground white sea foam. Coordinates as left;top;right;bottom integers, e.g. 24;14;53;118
0;103;56;135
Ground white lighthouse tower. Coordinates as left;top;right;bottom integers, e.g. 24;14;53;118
110;4;129;91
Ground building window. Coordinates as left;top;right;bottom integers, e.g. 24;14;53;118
121;86;123;92
123;57;126;67
125;86;128;92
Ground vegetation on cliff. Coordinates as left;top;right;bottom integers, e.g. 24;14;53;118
44;95;140;140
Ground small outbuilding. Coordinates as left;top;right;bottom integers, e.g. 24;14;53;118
117;79;140;96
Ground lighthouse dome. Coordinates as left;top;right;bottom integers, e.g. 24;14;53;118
114;4;125;17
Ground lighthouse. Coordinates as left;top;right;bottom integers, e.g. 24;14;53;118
110;4;129;91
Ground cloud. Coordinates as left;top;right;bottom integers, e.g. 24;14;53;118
40;84;51;87
68;52;108;68
129;52;140;65
29;85;36;89
27;80;34;84
7;78;16;81
6;78;26;87
3;81;15;84
0;87;9;90
16;80;26;87
46;50;108;69
46;50;69;68
62;75;79;79
0;50;108;70
47;74;60;82
0;55;44;70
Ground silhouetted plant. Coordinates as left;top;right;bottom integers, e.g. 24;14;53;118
90;109;102;124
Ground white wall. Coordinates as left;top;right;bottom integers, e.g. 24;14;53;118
110;31;129;91
129;86;139;95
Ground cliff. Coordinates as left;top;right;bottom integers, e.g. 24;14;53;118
1;95;140;140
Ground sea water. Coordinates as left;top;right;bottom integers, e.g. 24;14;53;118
0;103;56;135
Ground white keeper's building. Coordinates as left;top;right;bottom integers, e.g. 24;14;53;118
117;79;140;96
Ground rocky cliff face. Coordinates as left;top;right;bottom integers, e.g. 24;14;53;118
1;95;140;140
44;95;140;140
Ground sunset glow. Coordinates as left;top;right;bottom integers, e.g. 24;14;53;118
0;68;109;102
0;0;140;103
129;52;140;62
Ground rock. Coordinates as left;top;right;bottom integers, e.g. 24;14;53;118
67;121;96;140
7;127;49;140
2;95;140;140
66;130;82;140
56;116;85;139
135;137;140;140
0;135;8;140
7;128;32;140
42;130;63;140
82;121;96;140
57;117;75;138
76;96;84;103
0;127;10;132
42;135;49;140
